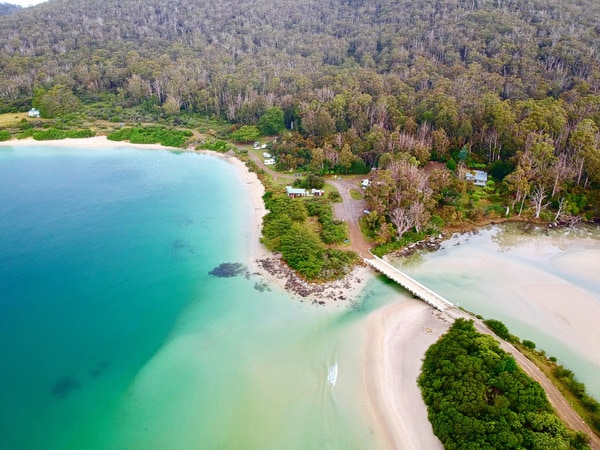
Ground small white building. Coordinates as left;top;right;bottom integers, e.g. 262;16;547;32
262;152;272;158
286;186;308;198
285;186;325;198
264;159;276;165
28;108;40;118
361;179;370;188
466;170;488;187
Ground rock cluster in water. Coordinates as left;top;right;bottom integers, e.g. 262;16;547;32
51;376;81;399
391;234;446;257
256;256;362;306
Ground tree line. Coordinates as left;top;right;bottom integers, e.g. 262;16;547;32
1;0;600;238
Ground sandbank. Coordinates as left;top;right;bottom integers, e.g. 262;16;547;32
479;238;600;375
364;300;449;449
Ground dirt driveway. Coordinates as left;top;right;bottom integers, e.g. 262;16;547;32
327;176;372;258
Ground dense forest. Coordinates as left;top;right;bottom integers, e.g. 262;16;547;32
0;3;20;16
1;0;600;237
419;319;590;449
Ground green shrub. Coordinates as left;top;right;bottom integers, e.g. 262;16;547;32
328;190;342;202
199;138;232;153
483;319;511;340
230;125;260;142
429;215;444;228
305;198;348;244
280;223;324;279
107;126;190;148
522;339;536;349
31;128;94;140
0;130;10;141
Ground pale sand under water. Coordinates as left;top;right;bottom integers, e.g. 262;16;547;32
3;137;418;447
8;137;597;448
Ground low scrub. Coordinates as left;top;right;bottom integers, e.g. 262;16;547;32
198;137;235;153
108;126;192;148
31;128;94;140
261;193;356;279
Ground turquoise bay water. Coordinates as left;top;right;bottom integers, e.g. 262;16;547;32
7;144;596;449
0;145;400;450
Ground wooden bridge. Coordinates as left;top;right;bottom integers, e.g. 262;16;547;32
364;255;455;311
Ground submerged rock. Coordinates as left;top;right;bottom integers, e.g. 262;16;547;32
208;262;247;278
254;281;271;292
51;376;81;399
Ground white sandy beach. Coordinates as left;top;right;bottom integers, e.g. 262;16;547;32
364;300;448;449
0;135;170;150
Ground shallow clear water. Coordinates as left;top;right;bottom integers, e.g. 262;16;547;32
0;145;391;450
392;223;600;398
5;144;597;449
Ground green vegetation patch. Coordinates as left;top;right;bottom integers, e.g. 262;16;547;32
0;113;28;127
29;128;94;140
261;192;357;279
349;189;363;200
107;126;192;148
230;125;260;143
419;319;590;449
198;137;235;153
305;197;349;245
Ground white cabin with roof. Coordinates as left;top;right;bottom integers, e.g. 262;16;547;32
466;170;488;187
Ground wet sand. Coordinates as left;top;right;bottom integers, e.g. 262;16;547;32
364;300;449;449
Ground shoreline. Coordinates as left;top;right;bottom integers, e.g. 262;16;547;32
1;136;372;307
6;136;599;448
0;135;173;150
13;136;600;447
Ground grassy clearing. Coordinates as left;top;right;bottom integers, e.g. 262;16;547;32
0;112;28;127
349;189;363;200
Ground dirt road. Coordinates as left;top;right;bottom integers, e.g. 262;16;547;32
328;177;373;258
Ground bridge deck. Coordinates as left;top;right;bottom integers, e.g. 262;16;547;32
364;256;454;311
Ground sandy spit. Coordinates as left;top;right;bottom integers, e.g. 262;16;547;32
364;300;450;449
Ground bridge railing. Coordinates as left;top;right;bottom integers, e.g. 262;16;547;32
365;254;455;311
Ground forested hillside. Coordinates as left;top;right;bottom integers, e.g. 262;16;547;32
0;3;20;15
1;0;600;228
